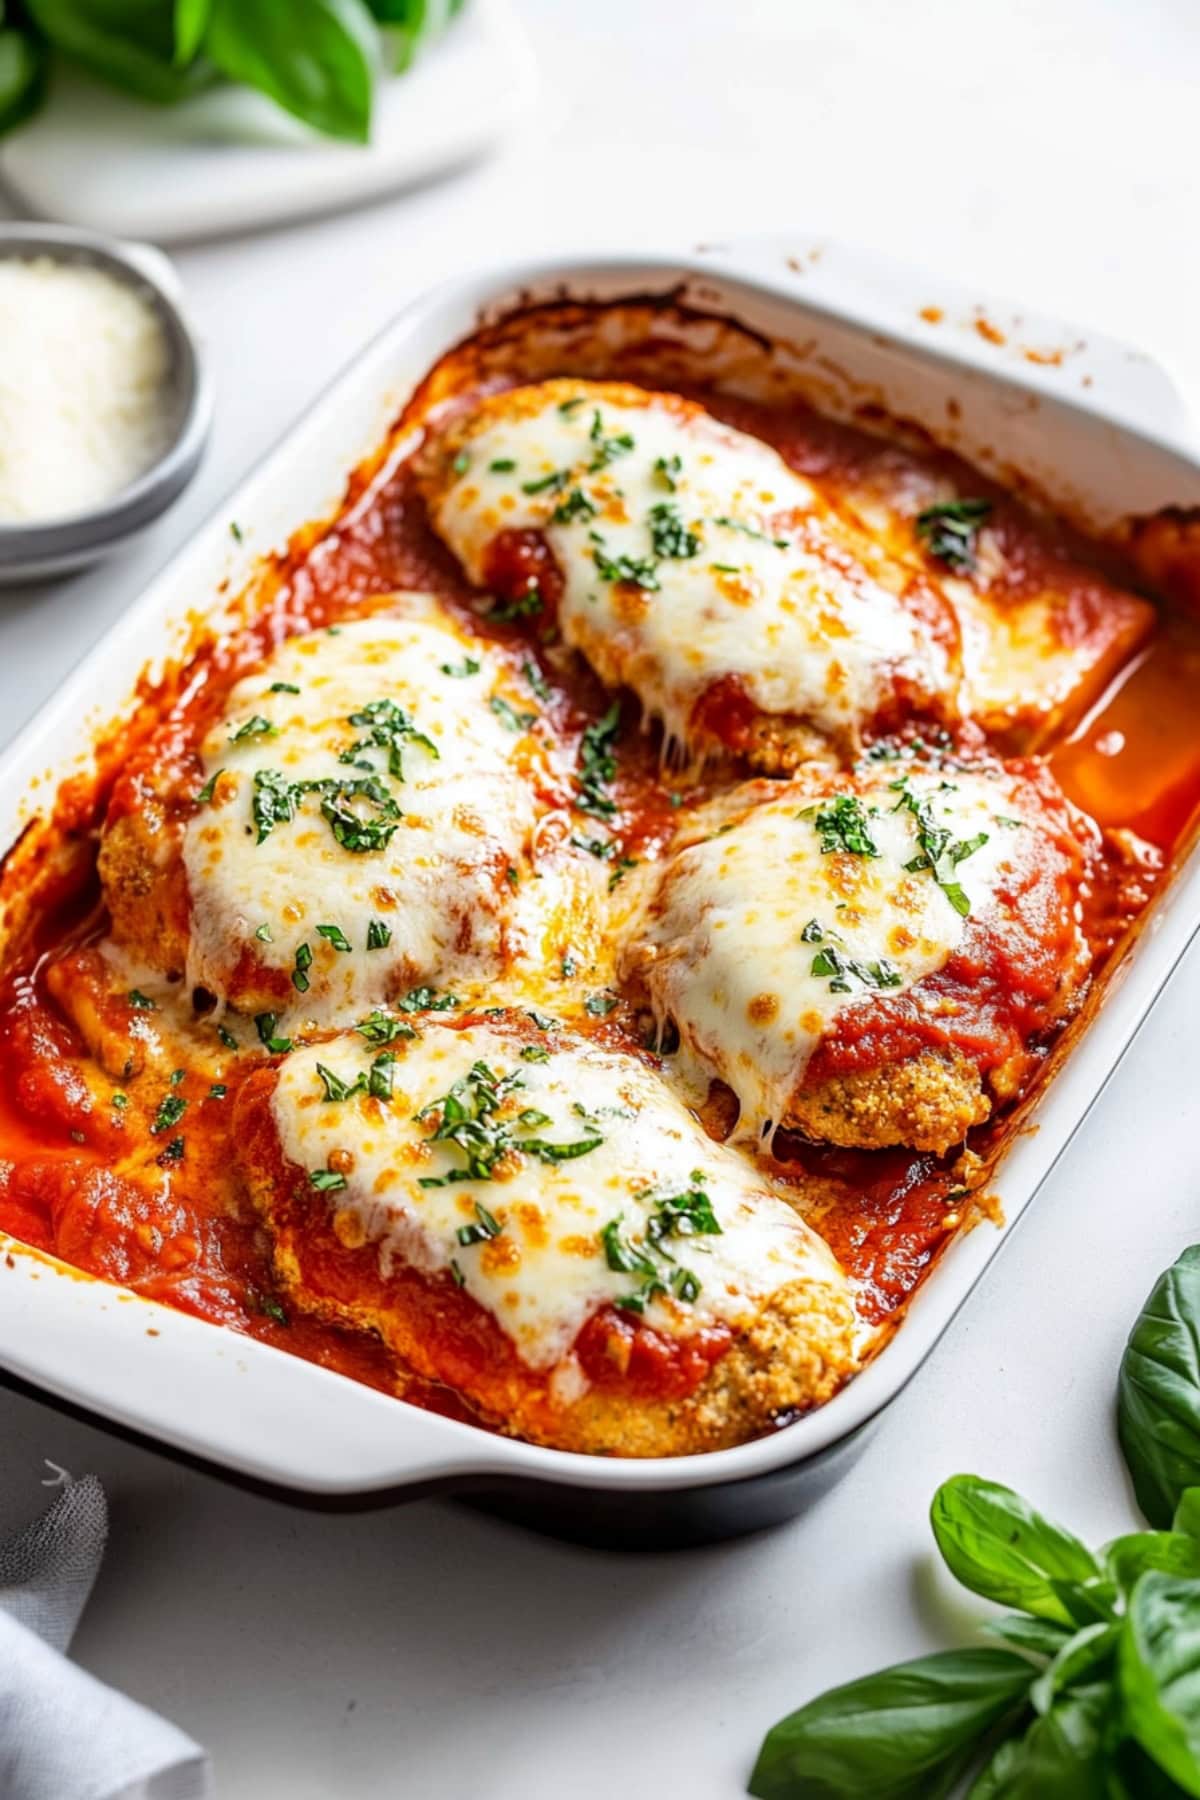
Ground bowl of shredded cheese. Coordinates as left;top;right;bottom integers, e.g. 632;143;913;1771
0;224;211;583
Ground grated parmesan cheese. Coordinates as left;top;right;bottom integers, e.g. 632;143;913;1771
0;256;174;525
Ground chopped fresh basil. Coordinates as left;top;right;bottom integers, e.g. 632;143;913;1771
522;658;551;703
440;656;481;678
417;1059;603;1188
218;1023;239;1051
228;714;276;743
320;777;401;854
590;533;659;590
366;919;392;951
648;501;701;560
128;989;156;1011
150;1093;187;1135
522;469;568;496
451;450;470;476
576;700;621;819
316;923;352;953
195;769;222;805
551;487;598;526
488;458;516;473
653;454;682;493
255;1013;293;1054
341;696;438;782
714;513;788;549
584;993;618;1017
394;987;459;1014
804;793;881;858
292;942;312;993
487;590;543;623
158;1135;185;1164
255;922;273;942
309;1168;347;1192
891;778;988;917
269;681;300;695
915;497;993;573
208;1084;227;1100
490;695;536;733
354;1010;417;1046
520;1045;551;1063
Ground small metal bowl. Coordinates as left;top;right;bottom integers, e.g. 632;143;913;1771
0;223;212;586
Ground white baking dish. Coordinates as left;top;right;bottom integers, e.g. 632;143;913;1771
3;240;1200;1541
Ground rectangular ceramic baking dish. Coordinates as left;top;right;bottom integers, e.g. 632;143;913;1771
4;239;1200;1549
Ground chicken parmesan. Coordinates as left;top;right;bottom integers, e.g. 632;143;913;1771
622;756;1095;1153
99;604;584;1022
417;380;961;766
0;292;1186;1459
233;1010;858;1455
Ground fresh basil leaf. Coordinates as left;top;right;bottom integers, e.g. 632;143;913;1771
173;0;209;61
1106;1531;1200;1593
205;0;376;141
748;1647;1033;1800
1119;1570;1200;1795
1178;1492;1200;1541
1119;1247;1200;1529
1107;1739;1195;1799
931;1477;1115;1627
982;1616;1073;1661
968;1735;1024;1799
0;25;45;132
969;1682;1111;1798
1028;1623;1118;1716
23;0;213;102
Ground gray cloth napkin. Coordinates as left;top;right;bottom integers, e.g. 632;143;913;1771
0;1473;212;1800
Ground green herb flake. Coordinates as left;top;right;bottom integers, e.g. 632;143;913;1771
316;923;352;953
195;769;222;805
653;454;682;493
354;1010;417;1046
487;589;543;623
366;918;392;951
915;497;993;574
292;942;313;993
218;1023;239;1051
255;1013;294;1055
128;989;156;1011
522;658;551;703
804;793;881;858
417;1059;603;1190
551;486;598;526
576;700;622;819
440;656;481;679
255;922;273;942
648;501;701;561
228;714;277;744
584;993;618;1016
520;1045;551;1063
309;1168;347;1192
488;458;517;473
452;450;471;476
490;695;536;733
208;1084;227;1100
150;1092;188;1135
590;533;659;590
269;681;300;695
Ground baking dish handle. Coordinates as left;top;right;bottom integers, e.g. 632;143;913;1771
692;234;1199;458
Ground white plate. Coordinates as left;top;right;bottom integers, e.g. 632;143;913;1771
0;0;536;244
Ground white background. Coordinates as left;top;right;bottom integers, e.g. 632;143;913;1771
3;2;1200;1793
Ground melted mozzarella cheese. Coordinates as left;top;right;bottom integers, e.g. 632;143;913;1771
272;1019;849;1372
626;769;1038;1136
424;381;951;753
183;608;548;1022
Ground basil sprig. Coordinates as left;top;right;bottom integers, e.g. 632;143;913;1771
752;1245;1200;1798
1119;1245;1200;1528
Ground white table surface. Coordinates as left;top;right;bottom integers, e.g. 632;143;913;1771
3;2;1200;1793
